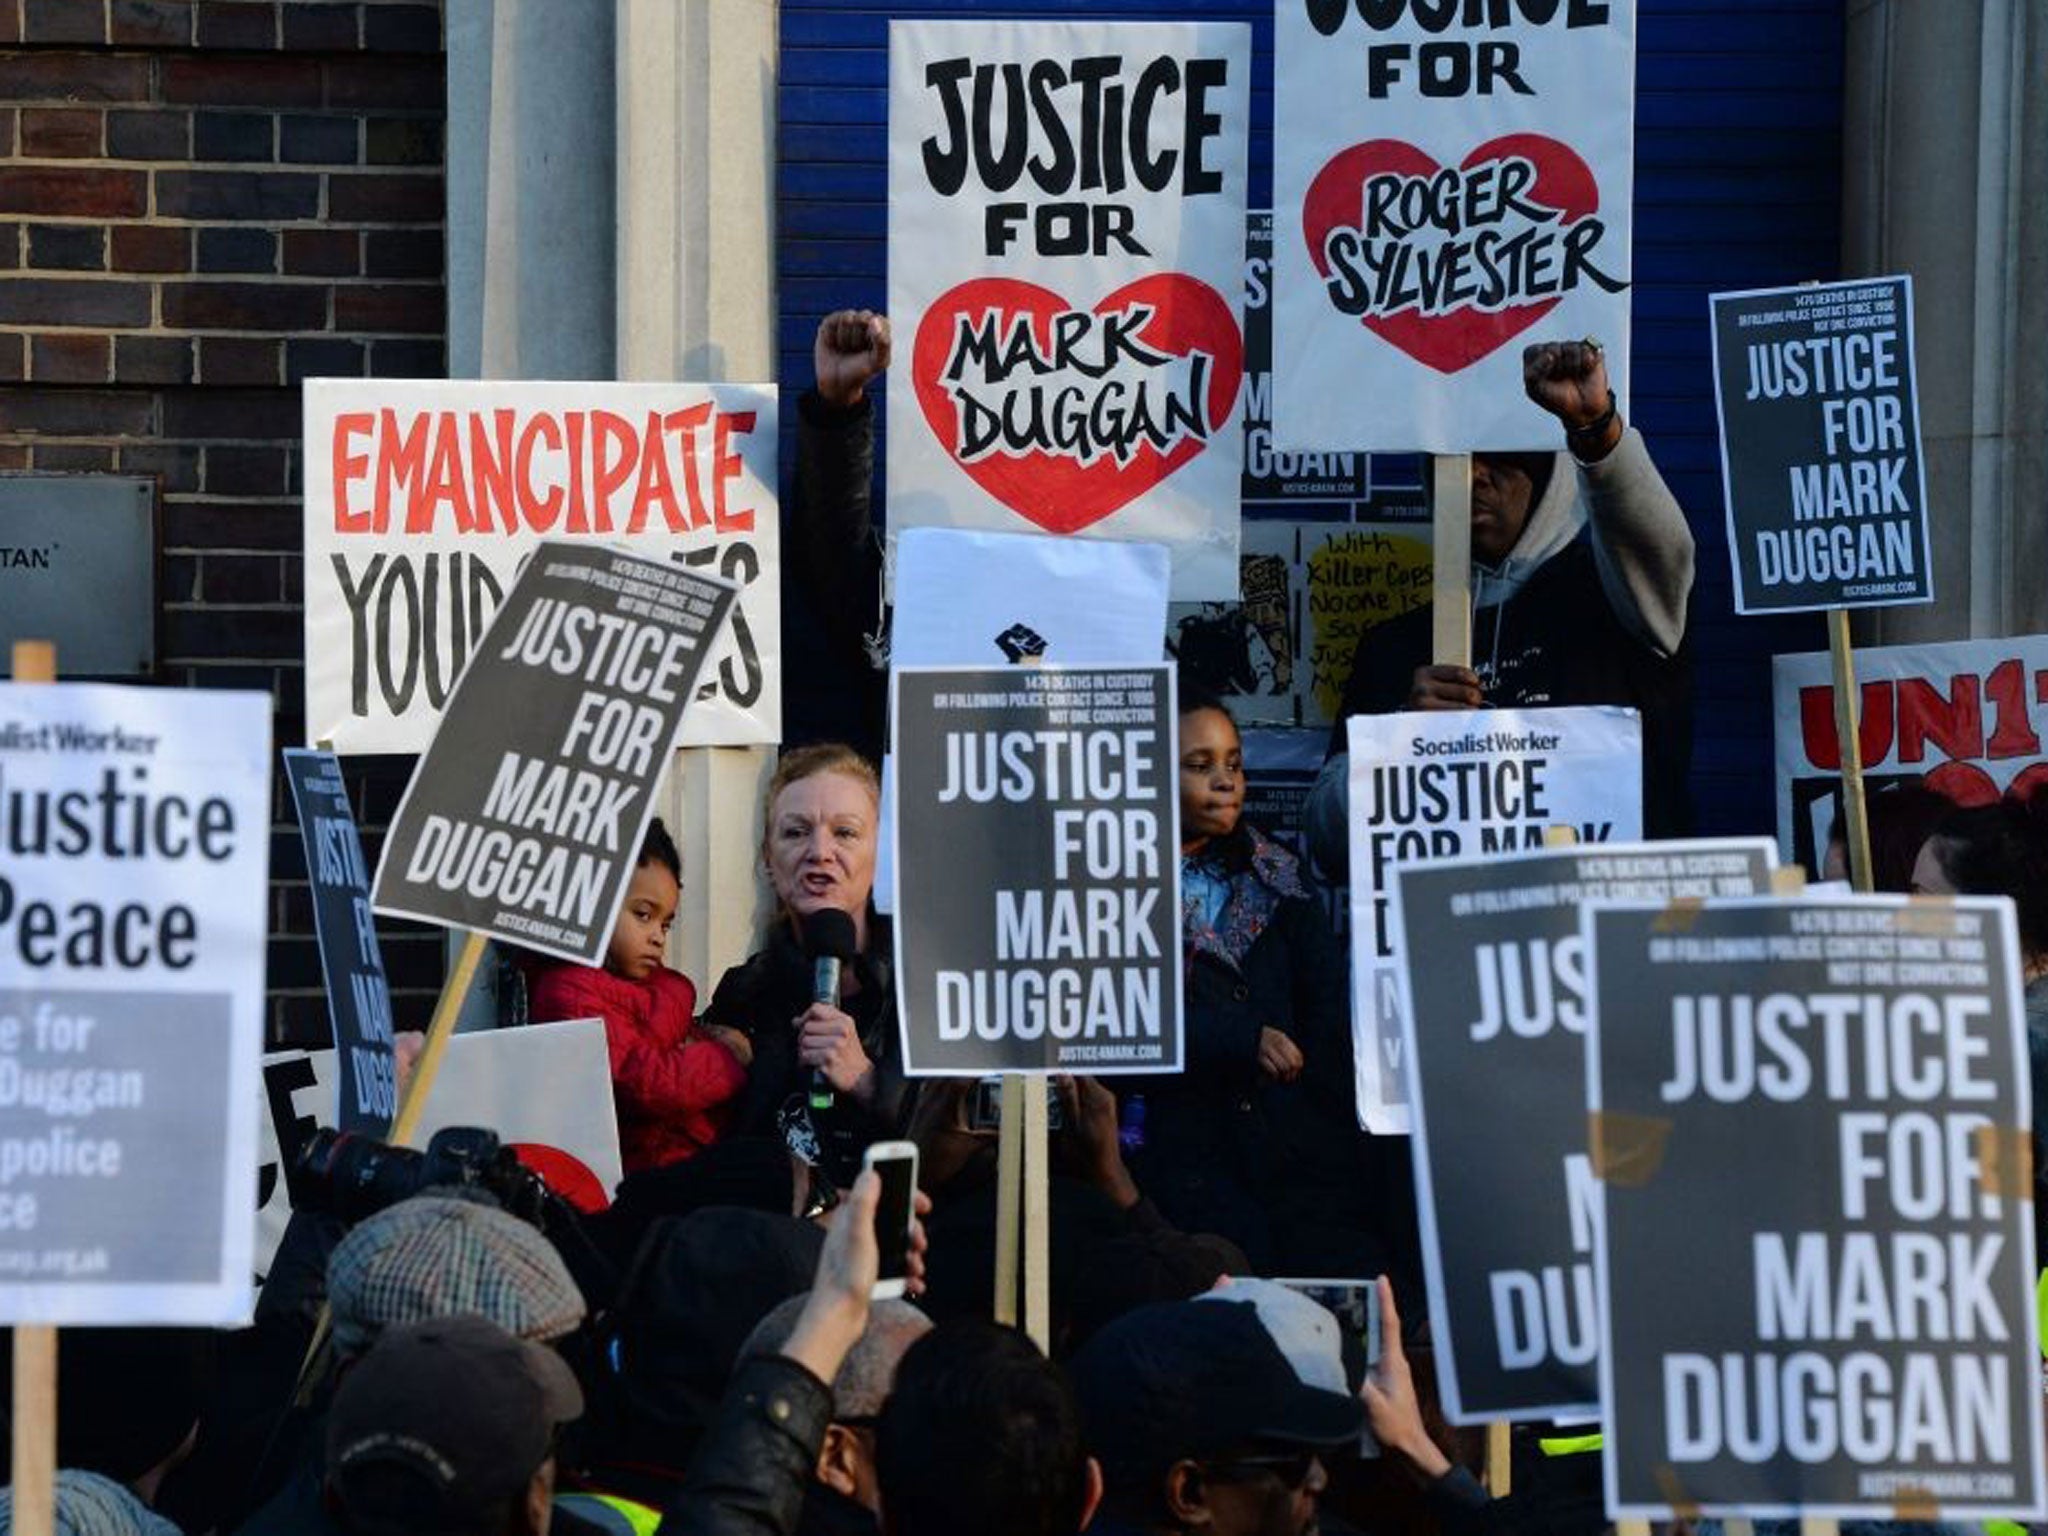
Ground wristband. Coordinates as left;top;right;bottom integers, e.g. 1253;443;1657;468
1565;389;1618;447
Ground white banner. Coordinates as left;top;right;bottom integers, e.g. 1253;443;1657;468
0;683;270;1324
1772;635;2048;871
886;20;1252;599
1273;2;1636;452
255;1018;623;1275
303;379;779;754
1346;705;1642;1133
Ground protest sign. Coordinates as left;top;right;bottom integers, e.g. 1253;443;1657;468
283;749;396;1136
303;379;778;754
1347;706;1641;1134
1272;0;1636;452
886;20;1251;599
1394;839;1776;1423
892;527;1171;670
1243;211;1372;509
372;542;737;966
1772;634;2048;871
1711;277;1931;614
255;1017;623;1275
0;682;269;1324
892;664;1182;1075
1588;896;2044;1519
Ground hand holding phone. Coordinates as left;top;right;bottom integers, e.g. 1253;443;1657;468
862;1140;921;1300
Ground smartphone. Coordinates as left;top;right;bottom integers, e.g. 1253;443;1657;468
967;1076;1066;1132
863;1140;919;1299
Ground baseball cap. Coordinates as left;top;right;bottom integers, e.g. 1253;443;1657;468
325;1315;583;1536
326;1194;586;1356
1069;1298;1366;1485
1195;1278;1365;1396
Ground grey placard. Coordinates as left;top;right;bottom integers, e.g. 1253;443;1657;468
891;664;1183;1076
1710;276;1932;614
284;748;395;1135
1589;897;2044;1519
1243;212;1372;508
0;990;230;1286
373;542;737;965
1396;839;1776;1423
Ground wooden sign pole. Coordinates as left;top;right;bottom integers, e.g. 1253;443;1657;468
993;1075;1025;1328
388;929;488;1147
1826;609;1874;895
1432;454;1474;670
12;639;58;1536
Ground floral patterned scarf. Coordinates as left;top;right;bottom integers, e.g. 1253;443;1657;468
1182;824;1309;974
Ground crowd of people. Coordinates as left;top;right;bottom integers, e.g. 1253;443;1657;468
4;312;2043;1536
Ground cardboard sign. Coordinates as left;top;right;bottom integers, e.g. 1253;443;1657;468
891;664;1182;1075
0;683;269;1324
1347;706;1641;1134
1394;839;1776;1423
1242;211;1372;509
891;527;1172;670
255;1018;623;1276
1272;0;1636;452
886;20;1252;599
1710;277;1932;613
1588;896;2045;1519
1772;634;2048;871
303;379;779;753
283;749;396;1136
373;542;737;965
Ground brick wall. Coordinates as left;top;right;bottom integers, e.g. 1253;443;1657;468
0;0;450;1047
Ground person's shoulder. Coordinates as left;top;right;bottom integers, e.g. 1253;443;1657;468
529;959;640;1021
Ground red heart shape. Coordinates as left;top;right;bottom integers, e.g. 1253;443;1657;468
912;275;1243;536
1301;133;1601;375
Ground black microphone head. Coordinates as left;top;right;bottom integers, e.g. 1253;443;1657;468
801;907;860;962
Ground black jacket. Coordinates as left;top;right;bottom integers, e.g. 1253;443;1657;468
657;1357;834;1536
791;389;887;759
1126;858;1380;1274
702;915;909;1188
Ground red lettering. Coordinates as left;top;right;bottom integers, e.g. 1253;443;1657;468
628;411;684;534
1797;682;1893;771
712;409;756;532
332;412;375;532
470;410;518;533
1983;658;2044;758
1896;674;1982;765
515;414;564;532
591;410;637;533
419;412;474;533
374;408;430;536
665;403;713;531
566;412;589;533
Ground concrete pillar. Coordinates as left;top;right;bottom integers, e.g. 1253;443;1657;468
1842;0;2048;644
616;0;781;991
447;0;617;380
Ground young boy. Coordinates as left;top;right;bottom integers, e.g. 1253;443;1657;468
524;820;753;1172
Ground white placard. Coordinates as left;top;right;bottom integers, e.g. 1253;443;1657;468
255;1017;624;1275
0;683;270;1324
303;379;779;754
1273;2;1636;452
1346;705;1642;1133
886;20;1252;598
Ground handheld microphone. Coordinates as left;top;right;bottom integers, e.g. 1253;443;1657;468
801;909;860;1110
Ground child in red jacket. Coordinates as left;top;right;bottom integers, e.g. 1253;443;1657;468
525;819;751;1173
